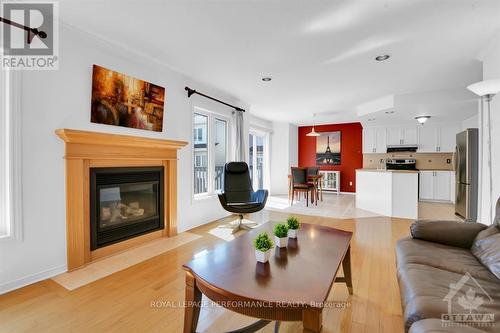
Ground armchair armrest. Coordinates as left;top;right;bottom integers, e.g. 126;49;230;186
410;220;487;249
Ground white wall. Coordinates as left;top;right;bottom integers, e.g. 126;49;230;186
477;30;500;225
269;122;298;195
0;24;260;294
461;114;479;130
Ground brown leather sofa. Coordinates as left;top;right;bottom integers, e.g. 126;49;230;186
396;199;500;333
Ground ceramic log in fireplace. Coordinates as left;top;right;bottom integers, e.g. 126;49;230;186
90;167;164;250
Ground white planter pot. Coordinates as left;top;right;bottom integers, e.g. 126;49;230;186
275;236;288;248
255;249;271;263
288;229;298;238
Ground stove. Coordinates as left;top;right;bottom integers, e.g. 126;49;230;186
386;158;417;171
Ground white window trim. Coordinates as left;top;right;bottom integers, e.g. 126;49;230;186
192;106;231;200
0;69;23;242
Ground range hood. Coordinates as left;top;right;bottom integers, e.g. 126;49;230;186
386;145;418;153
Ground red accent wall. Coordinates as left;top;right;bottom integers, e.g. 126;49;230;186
298;122;363;193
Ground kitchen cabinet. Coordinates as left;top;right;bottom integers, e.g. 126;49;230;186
363;128;375;153
419;171;435;200
417;123;460;153
386;126;418;145
418;125;439;152
363;127;386;153
419;170;454;202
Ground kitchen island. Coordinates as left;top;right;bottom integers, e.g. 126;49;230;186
356;169;419;219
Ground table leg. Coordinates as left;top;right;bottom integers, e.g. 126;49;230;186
184;271;202;333
342;246;353;295
302;308;322;333
288;177;292;204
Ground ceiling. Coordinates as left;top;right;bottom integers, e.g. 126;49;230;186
61;0;500;125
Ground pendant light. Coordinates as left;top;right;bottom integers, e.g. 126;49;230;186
307;113;320;137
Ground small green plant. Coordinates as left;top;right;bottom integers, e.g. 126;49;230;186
253;232;274;251
287;216;300;230
273;223;289;238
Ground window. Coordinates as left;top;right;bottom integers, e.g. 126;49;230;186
0;68;21;240
193;109;228;196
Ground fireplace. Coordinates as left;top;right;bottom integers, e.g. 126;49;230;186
90;167;164;250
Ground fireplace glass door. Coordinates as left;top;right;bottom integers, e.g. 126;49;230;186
90;167;164;250
98;182;159;229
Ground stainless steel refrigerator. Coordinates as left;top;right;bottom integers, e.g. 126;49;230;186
455;129;478;221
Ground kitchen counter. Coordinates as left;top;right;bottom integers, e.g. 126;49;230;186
356;169;418;219
356;168;419;173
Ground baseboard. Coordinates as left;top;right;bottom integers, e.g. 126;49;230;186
0;265;67;295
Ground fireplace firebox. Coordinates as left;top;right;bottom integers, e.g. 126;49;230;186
90;167;164;250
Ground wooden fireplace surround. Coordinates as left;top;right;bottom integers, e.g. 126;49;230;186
56;129;187;271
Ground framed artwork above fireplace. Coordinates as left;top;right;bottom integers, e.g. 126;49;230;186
90;65;165;132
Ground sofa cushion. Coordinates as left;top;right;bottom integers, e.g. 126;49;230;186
471;226;500;279
397;263;500;332
397;238;498;282
410;220;487;249
409;319;488;333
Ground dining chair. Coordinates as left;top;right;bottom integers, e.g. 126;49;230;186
291;167;315;206
307;167;321;203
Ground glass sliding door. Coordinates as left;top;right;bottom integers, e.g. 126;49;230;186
214;118;227;191
248;131;268;190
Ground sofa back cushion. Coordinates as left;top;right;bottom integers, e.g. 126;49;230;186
471;225;500;279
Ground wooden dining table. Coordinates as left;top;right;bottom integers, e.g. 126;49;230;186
288;174;323;204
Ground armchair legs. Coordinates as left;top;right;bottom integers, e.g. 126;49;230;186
221;214;259;234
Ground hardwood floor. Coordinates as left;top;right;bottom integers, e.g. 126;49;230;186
0;210;413;333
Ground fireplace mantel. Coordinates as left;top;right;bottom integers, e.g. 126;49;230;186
56;129;187;270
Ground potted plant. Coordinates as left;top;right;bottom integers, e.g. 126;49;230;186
287;216;300;238
273;223;289;248
253;232;274;263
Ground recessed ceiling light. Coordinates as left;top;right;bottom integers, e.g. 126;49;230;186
375;54;390;61
368;118;376;121
385;110;395;114
262;77;272;82
415;115;431;124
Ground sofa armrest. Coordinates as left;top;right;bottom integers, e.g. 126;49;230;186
410;220;487;249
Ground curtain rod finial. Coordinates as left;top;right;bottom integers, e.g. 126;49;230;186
185;86;196;98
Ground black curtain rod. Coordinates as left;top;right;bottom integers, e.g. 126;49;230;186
184;86;245;112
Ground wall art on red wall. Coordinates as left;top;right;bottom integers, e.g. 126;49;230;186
316;131;341;165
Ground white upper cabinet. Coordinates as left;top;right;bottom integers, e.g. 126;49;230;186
402;126;418;145
386;126;418;145
417;123;460;153
386;127;401;146
375;127;387;153
364;122;460;153
363;128;375;153
363;127;387;153
418;125;439;152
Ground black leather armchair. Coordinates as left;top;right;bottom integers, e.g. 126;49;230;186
217;162;268;233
